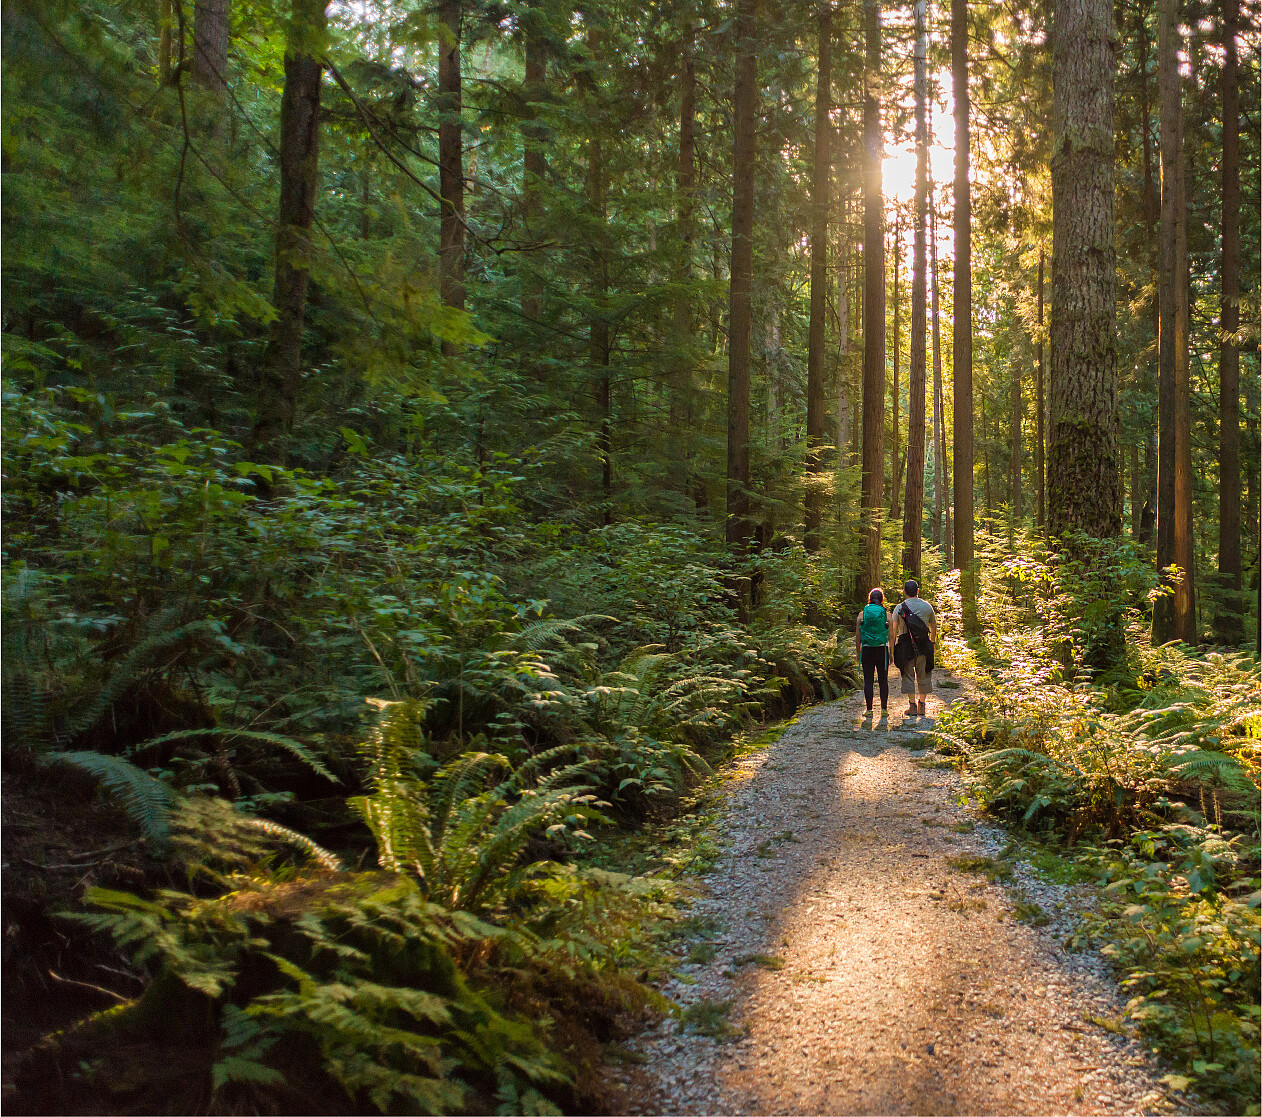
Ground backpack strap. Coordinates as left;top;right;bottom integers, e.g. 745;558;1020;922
899;603;920;654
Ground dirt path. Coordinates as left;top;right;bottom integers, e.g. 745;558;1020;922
610;674;1179;1116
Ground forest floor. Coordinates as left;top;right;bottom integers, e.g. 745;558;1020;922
606;672;1192;1117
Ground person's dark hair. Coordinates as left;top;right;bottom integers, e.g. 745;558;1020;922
903;579;919;597
868;587;884;604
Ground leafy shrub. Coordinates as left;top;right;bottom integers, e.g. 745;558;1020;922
1076;830;1261;1108
45;752;670;1115
934;625;1260;1110
353;700;607;912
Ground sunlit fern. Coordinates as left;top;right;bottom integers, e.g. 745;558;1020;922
510;614;615;677
352;700;606;912
171;796;343;875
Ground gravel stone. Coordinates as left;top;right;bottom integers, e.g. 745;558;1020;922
607;673;1191;1116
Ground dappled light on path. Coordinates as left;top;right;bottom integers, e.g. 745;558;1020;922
612;678;1175;1116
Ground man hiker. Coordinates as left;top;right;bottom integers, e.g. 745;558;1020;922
854;587;891;714
892;578;936;717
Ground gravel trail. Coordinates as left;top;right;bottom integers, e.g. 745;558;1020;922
609;674;1181;1116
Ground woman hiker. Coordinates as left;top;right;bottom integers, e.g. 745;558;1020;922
854;587;892;713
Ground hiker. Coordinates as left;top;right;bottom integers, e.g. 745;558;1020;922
892;578;937;717
854;587;891;713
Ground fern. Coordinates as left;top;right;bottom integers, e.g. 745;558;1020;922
60;612;231;743
1;568;56;754
44;751;175;842
511;615;615;675
78;873;575;1114
353;703;606;912
126;727;339;783
171;797;343;875
1;670;49;756
1164;749;1254;792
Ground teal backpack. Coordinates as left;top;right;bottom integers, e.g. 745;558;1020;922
859;603;888;647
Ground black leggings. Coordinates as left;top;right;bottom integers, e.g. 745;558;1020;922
861;645;889;708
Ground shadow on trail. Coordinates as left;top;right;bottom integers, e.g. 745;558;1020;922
659;677;1145;1116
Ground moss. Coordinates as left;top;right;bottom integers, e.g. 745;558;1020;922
944;853;1014;883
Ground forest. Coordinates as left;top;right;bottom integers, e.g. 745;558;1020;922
1;0;1259;1111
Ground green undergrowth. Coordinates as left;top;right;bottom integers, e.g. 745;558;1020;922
17;706;689;1114
580;709;809;882
2;396;857;1113
925;535;1261;1112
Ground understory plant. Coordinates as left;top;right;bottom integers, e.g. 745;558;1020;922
932;586;1260;1108
45;710;674;1115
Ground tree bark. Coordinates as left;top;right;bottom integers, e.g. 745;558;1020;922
932;195;950;566
859;0;885;600
901;0;929;578
1140;432;1157;542
252;0;325;461
1153;0;1182;640
159;0;174;85
438;0;465;332
521;0;547;334
726;0;757;554
1010;332;1022;519
983;415;992;516
951;0;975;628
192;0;230;93
671;19;696;420
1218;0;1242;629
1035;250;1045;527
1137;0;1160;539
1138;0;1160;227
1130;442;1142;536
805;4;832;554
588;28;612;523
890;216;902;521
1171;98;1195;640
1047;0;1121;538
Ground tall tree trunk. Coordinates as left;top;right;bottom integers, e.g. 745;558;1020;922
859;0;885;600
890;216;902;520
192;0;230;93
1035;250;1045;527
932;192;951;566
1171;104;1195;640
588;29;612;523
726;0;757;555
805;4;832;554
1130;442;1142;536
837;214;853;465
983;417;992;516
837;217;853;468
252;0;325;461
901;0;929;577
521;0;547;335
1010;333;1023;519
1137;0;1160;538
1218;0;1242;633
1140;432;1157;541
1153;0;1182;641
951;0;975;628
1048;0;1120;538
1139;0;1159;227
931;367;942;548
438;0;465;336
159;0;174;85
671;19;696;421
